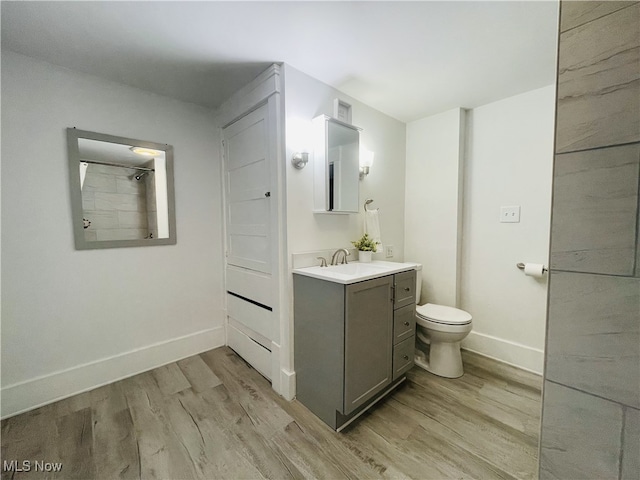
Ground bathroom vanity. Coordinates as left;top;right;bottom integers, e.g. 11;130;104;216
293;261;416;431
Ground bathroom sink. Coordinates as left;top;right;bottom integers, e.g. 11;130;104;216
325;262;388;276
293;261;417;284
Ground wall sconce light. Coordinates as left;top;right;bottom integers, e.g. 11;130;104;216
291;152;309;169
287;117;313;170
360;149;374;179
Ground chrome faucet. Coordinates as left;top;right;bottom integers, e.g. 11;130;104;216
330;248;350;265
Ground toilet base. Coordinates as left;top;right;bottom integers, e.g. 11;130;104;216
414;341;464;379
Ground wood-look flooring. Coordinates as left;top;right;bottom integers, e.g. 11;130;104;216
1;348;542;479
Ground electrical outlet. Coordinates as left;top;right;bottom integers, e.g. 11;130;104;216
500;206;521;223
385;245;394;258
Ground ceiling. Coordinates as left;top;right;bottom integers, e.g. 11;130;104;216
1;1;559;123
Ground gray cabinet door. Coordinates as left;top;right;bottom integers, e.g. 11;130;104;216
393;303;416;344
394;270;416;309
392;336;415;381
344;276;393;415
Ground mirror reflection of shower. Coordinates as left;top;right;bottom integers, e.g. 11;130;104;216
77;137;168;242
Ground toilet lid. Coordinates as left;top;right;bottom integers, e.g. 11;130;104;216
416;303;472;325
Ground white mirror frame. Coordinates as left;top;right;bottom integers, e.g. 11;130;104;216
67;128;177;250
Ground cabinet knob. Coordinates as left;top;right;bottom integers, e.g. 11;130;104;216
403;355;409;360
403;321;410;326
404;287;410;292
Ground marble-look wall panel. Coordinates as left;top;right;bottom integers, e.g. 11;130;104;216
116;176;146;195
636;194;640;277
82;172;117;193
82;190;95;211
543;2;640;478
117;211;149;229
80;163;150;241
81;210;118;229
94;192;146;212
555;3;640;154
540;381;623;480
622;407;640;479
546;271;640;408
560;1;638;33
550;143;640;275
96;229;147;241
90;164;129;176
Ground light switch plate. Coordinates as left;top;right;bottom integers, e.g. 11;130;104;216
385;245;394;258
500;206;521;223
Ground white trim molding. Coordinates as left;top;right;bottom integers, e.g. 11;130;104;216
462;330;544;375
216;63;282;128
1;327;225;419
279;367;296;401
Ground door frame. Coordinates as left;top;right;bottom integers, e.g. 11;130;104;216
216;64;293;400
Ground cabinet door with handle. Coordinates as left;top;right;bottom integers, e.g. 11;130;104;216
393;304;416;343
393;336;415;381
344;275;393;415
394;270;416;309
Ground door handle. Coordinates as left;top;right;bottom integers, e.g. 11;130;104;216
265;192;271;197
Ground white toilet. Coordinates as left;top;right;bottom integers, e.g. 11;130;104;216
413;264;472;378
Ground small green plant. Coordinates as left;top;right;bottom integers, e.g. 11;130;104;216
351;233;377;252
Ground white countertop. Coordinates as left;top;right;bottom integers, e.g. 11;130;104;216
293;260;417;284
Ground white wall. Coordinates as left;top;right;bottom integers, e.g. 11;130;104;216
404;86;554;373
1;51;225;417
405;108;466;307
460;85;555;373
283;64;407;261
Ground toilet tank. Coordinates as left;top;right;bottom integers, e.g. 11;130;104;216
414;263;423;304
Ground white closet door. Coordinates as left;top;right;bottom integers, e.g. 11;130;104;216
223;104;272;275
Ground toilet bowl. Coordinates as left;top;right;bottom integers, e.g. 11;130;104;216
414;303;472;378
412;264;473;378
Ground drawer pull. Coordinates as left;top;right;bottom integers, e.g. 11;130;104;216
402;355;409;360
403;321;410;326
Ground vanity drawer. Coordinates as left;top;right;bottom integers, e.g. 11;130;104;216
392;335;415;381
393;304;415;344
394;270;416;309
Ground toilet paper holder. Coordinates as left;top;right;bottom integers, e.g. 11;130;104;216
516;262;548;273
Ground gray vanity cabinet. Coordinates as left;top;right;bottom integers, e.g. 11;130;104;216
293;269;416;431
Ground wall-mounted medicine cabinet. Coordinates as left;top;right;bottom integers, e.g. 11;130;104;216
312;115;361;214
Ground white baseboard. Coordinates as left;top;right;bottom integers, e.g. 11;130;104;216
270;341;281;393
1;327;225;419
279;367;296;401
268;341;296;400
462;331;544;375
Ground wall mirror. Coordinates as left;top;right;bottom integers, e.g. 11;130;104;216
67;128;176;250
312;115;361;213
